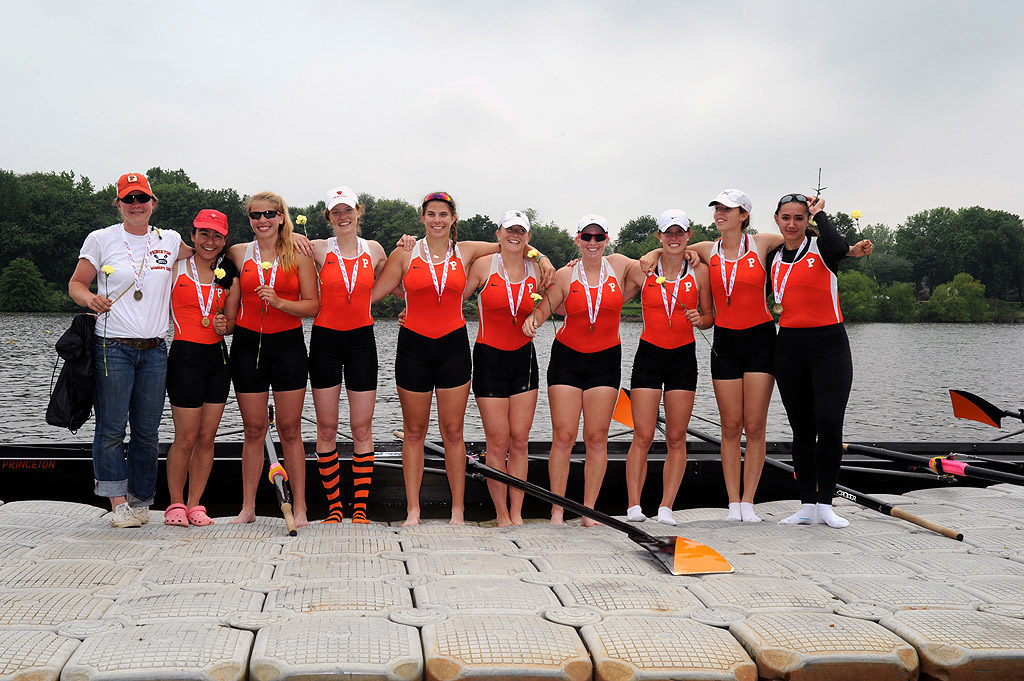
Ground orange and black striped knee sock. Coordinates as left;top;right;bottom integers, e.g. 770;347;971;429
317;450;344;523
351;451;374;523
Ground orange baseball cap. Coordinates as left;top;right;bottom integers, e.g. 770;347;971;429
117;172;154;198
193;209;229;236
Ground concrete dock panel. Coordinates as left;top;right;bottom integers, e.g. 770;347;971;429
422;613;591;681
60;622;253;681
0;590;113;630
0;630;79;681
582;614;757;681
249;614;422;681
881;609;1024;681
730;612;917;681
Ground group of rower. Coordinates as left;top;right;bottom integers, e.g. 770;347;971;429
70;172;872;530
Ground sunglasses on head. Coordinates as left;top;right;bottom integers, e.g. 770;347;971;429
119;194;152;204
778;194;809;206
579;232;608;242
423;191;454;204
248;210;281;220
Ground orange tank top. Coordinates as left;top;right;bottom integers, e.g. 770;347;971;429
639;261;699;349
402;240;466;338
556;257;623;353
314;237;374;331
170;259;225;344
708;235;772;330
237;241;303;333
771;237;843;328
475;255;538;351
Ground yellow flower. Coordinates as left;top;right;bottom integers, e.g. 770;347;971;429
526;249;539;259
851;209;863;220
260;261;272;269
101;265;115;275
295;214;307;226
655;276;666;285
530;293;543;301
213;268;226;279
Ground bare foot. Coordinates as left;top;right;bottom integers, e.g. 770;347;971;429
230;509;256;524
495;512;512;527
292;511;309;528
551;506;564;525
402;509;421;527
450;507;464;525
581;517;602;528
510;516;524;526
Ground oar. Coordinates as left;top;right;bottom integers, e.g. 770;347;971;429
843;442;1024;486
390;430;733;576
684;425;963;540
950;389;1024;429
264;405;297;536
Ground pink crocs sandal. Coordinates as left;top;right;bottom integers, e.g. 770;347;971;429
186;505;214;526
164;503;188;527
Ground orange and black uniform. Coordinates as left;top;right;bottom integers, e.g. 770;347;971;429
167;259;230;408
548;259;623;390
473;256;540;398
230;242;308;393
708;235;776;380
308;237;377;392
395;240;471;391
769;212;853;505
631;263;700;392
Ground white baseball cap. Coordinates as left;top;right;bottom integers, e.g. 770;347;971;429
576;214;609;233
709;188;752;213
499;210;530;231
657;209;691;232
326;186;358;210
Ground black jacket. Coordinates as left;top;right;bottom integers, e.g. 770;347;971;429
46;313;96;433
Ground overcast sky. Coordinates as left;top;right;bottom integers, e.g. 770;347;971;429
2;1;1022;237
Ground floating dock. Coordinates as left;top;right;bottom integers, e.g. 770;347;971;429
3;484;1024;681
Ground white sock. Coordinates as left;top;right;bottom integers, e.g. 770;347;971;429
779;503;817;525
724;502;742;521
739;502;762;523
656;506;677;525
626;505;646;522
816;503;850;528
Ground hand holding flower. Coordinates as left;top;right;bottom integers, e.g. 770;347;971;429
213;313;229;335
851;239;874;257
255;284;281;309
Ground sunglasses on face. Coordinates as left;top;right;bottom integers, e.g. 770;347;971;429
579;232;608;242
119;194;152;204
778;194;809;205
249;210;281;220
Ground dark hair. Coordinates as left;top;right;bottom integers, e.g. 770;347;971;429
774;193;810;215
773;196;818;238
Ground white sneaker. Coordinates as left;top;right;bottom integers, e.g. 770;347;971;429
111;502;142;528
130;505;150;525
626;505;646;522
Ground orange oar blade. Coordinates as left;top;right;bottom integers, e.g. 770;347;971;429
612;388;634;429
672;537;733;575
950;389;1002;428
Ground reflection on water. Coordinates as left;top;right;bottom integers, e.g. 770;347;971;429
2;313;1022;445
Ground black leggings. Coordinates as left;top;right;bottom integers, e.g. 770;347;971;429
774;324;852;504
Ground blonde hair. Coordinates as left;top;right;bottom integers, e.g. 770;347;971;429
247;191;296;271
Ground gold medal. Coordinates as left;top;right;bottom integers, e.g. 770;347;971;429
773;304;783;315
134;290;143;301
201;316;211;328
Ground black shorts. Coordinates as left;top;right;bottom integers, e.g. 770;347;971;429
630;339;698;392
547;339;621;391
308;324;378;392
395;326;471;392
710;321;776;380
473;342;539;398
167;340;231;408
230;326;308;393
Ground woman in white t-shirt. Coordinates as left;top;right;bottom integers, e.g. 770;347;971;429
69;172;185;528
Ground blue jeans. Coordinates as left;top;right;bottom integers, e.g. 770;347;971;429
92;338;168;505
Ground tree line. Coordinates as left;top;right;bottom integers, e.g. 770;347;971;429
1;167;1021;322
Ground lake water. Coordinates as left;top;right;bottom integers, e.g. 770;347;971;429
2;313;1022;445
